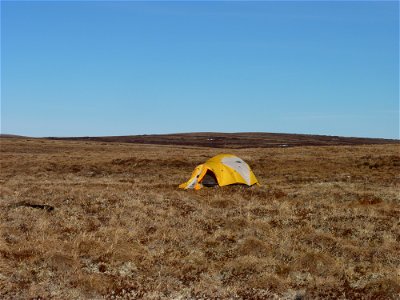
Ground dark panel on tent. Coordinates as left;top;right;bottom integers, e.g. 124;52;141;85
202;170;218;187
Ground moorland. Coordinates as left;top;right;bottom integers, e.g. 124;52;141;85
0;137;399;299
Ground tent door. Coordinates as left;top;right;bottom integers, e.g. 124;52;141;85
202;170;218;187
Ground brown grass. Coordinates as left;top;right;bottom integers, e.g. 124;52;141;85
0;138;399;299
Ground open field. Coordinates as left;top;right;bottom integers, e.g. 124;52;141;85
0;138;399;299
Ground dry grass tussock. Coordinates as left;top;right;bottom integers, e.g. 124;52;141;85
0;138;399;299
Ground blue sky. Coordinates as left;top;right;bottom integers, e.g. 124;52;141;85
1;1;399;138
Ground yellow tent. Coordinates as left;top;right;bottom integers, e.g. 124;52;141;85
179;154;259;190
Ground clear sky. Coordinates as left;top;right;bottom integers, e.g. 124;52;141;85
1;1;399;139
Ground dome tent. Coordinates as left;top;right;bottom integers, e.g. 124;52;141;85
179;154;259;190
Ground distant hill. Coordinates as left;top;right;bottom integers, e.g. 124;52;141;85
46;132;399;148
0;134;28;139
